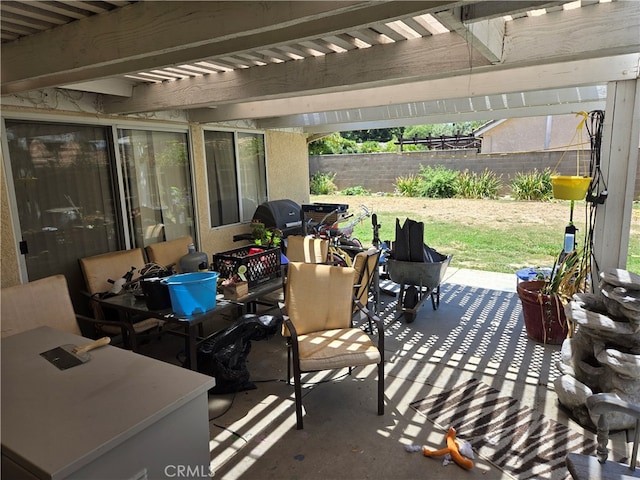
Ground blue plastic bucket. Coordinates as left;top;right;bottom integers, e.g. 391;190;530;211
163;271;219;316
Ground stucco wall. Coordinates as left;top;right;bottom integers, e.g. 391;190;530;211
309;149;640;197
480;115;588;154
265;130;310;205
0;104;308;287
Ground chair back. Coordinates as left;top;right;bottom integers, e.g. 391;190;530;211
145;236;194;272
352;248;380;309
1;275;82;338
285;236;328;263
284;262;355;335
79;248;146;296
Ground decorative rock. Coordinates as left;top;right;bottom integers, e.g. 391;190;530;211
554;374;594;428
593;344;640;378
571;292;607;315
600;268;640;290
566;301;638;335
556;359;576;377
601;284;640;312
556;268;640;431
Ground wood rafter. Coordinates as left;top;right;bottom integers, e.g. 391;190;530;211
1;1;456;94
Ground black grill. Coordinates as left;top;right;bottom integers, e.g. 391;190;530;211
252;199;302;238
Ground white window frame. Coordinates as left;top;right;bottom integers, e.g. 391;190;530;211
202;127;268;229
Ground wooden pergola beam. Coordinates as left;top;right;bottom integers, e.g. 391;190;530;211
1;0;456;94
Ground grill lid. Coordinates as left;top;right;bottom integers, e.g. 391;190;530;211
252;199;302;236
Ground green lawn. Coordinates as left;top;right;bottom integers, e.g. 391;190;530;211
316;196;640;275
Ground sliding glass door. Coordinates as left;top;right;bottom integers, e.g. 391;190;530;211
5;120;196;319
5;120;120;315
118;129;194;248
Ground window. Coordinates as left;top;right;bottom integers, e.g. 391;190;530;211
204;130;267;227
118;129;195;247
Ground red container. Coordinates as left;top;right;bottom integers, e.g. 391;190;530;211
516;280;569;345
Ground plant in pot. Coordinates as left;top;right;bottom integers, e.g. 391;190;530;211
516;248;590;344
250;221;282;249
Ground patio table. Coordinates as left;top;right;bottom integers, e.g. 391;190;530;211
95;276;284;370
1;326;215;479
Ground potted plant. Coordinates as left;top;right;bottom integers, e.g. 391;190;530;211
250;221;282;248
516;248;590;344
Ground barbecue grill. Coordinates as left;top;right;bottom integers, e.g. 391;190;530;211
252;199;303;238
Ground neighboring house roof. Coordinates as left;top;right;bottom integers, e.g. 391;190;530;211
474;120;508;137
474;114;595;154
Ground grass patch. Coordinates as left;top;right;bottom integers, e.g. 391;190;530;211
351;213;566;273
312;195;640;275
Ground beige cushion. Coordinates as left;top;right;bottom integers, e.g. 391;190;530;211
145;236;194;272
298;327;381;371
1;275;82;338
79;248;147;295
285;262;355;335
79;248;161;331
286;236;329;263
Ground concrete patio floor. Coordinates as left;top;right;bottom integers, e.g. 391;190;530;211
141;268;627;480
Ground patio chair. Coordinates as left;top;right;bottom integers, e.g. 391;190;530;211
145;235;194;272
79;248;163;351
566;393;640;480
352;248;381;332
1;274;101;338
285;235;329;264
281;261;384;429
256;235;330;308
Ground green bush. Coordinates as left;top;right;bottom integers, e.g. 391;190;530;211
510;168;553;201
358;141;380;153
417;165;459;198
341;185;370;196
394;175;422;197
382;139;400;152
310;172;338;195
308;133;358;154
455;169;503;199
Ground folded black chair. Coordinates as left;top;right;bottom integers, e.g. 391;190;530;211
197;314;281;394
390;218;451;315
394;218;446;263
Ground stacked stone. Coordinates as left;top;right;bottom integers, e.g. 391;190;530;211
555;268;640;430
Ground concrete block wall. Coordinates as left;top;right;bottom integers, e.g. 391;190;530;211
309;149;640;197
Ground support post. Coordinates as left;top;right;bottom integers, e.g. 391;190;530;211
593;79;640;279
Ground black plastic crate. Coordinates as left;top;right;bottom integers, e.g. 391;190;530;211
212;245;281;287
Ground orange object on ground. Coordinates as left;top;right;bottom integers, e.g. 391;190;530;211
422;427;474;470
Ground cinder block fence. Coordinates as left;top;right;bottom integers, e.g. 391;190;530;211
309;149;640;197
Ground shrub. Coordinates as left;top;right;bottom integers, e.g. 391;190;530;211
308;133;358;154
417;165;459;198
382;139;400;152
510;168;553;201
310;172;338;195
341;185;370;196
394;175;421;197
455;169;503;199
358;141;381;153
